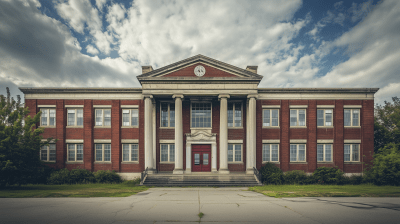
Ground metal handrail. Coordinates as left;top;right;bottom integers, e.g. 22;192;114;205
140;167;149;185
253;167;262;184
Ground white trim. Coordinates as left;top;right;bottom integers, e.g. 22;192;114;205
121;108;139;127
344;105;362;108
290;139;307;143
121;105;139;108
344;139;361;143
317;139;334;143
262;105;280;108
262;143;279;163
160;139;175;144
65;139;84;143
121;139;139;143
262;139;280;143
94;139;111;143
317;108;334;127
317;105;335;108
41;139;56;143
65;105;84;108
227;143;243;163
93;105;112;108
257;93;375;100
38;105;56;108
25;93;143;100
121;143;139;162
289;105;308;108
67;108;84;127
228;139;243;144
94;143;111;162
317;144;333;162
262;108;280;127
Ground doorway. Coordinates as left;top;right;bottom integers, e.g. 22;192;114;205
192;144;211;172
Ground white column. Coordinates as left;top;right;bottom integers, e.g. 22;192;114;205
173;94;184;174
246;95;257;174
219;94;230;174
152;100;156;170
144;95;155;173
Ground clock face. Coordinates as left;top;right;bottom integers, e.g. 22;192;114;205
194;65;206;77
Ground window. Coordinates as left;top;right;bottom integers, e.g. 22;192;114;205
228;102;242;127
122;144;139;162
262;144;279;162
40;108;56;126
344;144;360;162
317;144;332;162
317;109;333;127
228;144;242;162
191;103;211;128
122;109;138;127
263;109;279;127
344;109;360;126
160;103;175;127
290;144;306;162
95;109;111;126
95;144;111;162
67;109;83;126
160;144;175;162
290;109;306;127
67;144;83;162
40;144;56;162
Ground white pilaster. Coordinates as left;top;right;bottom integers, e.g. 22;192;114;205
152;100;156;170
219;94;230;174
144;95;155;173
173;94;184;174
246;95;257;174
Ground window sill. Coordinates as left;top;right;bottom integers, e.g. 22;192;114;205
290;126;307;129
317;162;334;164
65;161;84;164
228;127;243;129
39;126;56;128
190;127;212;130
317;126;334;129
121;161;139;164
262;161;280;164
228;162;243;164
344;162;361;164
262;126;280;129
94;126;111;128
121;126;139;129
66;126;83;128
160;162;175;164
41;161;56;164
94;161;112;164
289;162;308;164
159;127;175;129
344;126;361;128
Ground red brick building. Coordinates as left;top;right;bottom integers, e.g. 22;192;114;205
20;55;378;179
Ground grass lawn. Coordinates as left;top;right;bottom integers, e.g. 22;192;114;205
249;184;400;198
0;181;150;198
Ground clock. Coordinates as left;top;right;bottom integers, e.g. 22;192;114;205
194;65;206;77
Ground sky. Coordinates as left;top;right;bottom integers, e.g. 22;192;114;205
0;0;399;105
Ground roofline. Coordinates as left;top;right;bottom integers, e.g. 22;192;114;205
19;87;143;94
257;88;379;94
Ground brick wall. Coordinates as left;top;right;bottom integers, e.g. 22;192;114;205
164;63;236;78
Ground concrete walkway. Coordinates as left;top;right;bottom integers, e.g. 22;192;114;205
1;187;400;223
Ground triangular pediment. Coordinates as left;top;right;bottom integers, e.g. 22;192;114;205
137;55;263;84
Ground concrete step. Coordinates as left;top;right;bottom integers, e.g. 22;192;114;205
143;174;261;186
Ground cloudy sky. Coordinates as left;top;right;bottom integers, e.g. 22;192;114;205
1;0;399;104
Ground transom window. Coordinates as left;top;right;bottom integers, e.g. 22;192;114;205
191;103;211;128
95;109;111;126
40;144;56;162
290;109;306;127
228;144;242;162
67;109;83;126
40;108;56;126
161;103;175;127
317;144;332;162
122;109;138;127
263;109;279;127
67;144;83;162
344;109;360;127
290;144;306;162
228;102;242;127
122;144;139;162
95;144;111;162
344;144;360;162
317;109;333;127
262;144;279;162
160;144;175;162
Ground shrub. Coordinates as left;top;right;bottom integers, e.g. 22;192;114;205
94;170;122;184
283;170;309;185
312;167;345;185
260;163;283;184
367;143;400;186
69;169;95;184
347;175;363;185
47;168;71;185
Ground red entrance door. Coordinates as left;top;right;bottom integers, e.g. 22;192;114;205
192;144;211;172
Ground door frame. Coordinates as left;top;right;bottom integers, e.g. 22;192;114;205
185;130;217;173
192;144;212;172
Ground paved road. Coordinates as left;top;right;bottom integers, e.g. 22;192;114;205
1;187;400;224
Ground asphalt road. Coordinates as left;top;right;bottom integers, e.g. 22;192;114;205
1;187;399;224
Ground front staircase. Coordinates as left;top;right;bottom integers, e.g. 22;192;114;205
142;172;262;187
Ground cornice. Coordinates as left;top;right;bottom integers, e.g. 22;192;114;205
19;87;143;94
257;88;379;94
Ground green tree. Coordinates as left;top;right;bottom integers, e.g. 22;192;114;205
367;143;400;186
374;97;400;153
0;87;53;187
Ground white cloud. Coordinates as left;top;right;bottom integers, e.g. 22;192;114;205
95;0;107;11
86;44;99;55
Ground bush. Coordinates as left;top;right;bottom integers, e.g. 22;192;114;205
47;168;95;184
284;170;310;185
312;167;345;185
47;168;71;185
347;175;363;185
260;163;283;184
367;143;400;186
94;170;122;184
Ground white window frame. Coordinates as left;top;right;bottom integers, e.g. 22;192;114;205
95;109;111;127
122;144;139;162
122;109;139;127
191;102;212;128
228;144;243;163
344;109;360;127
67;144;83;162
317;109;333;127
228;102;242;128
40;144;56;162
160;102;175;128
67;109;84;127
40;108;56;127
263;109;279;127
160;144;175;163
290;109;306;127
262;144;279;163
317;144;333;162
95;144;111;162
344;144;360;162
290;144;307;162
